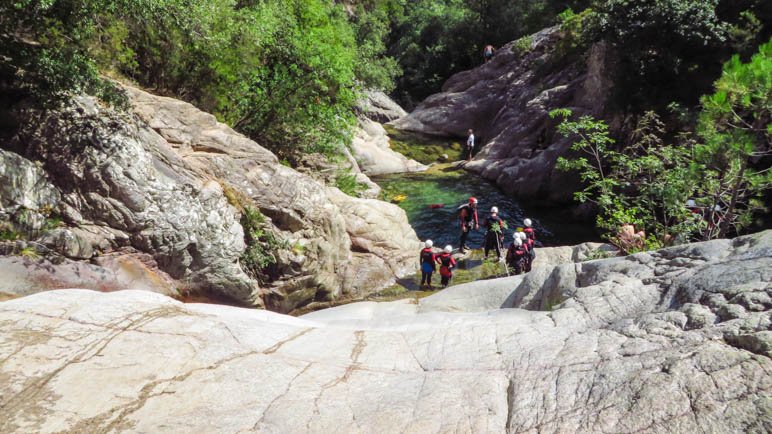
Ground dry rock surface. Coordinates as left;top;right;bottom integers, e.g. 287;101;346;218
389;27;615;202
352;90;426;175
0;86;419;312
1;231;769;433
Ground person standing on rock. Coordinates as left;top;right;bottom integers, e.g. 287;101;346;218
516;232;532;272
506;235;528;275
483;44;495;62
458;197;479;251
436;245;457;288
466;129;475;161
419;240;437;289
483;206;506;261
523;219;537;267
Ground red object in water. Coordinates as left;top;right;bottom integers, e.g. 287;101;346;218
429;204;445;209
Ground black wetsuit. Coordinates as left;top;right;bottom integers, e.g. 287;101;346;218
459;204;478;250
437;253;456;287
524;227;536;269
506;244;528;275
484;215;504;259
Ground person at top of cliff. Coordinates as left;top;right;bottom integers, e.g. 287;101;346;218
506;235;528;275
419;240;436;289
436;245;457;288
484;206;506;261
458;196;479;251
483;44;495;62
466;129;475;161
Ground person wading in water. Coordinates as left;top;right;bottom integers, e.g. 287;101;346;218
458;197;479;252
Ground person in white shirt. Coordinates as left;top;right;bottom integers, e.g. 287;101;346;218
466;129;474;161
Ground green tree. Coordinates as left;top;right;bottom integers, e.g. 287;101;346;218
693;38;772;238
595;0;730;108
551;109;702;251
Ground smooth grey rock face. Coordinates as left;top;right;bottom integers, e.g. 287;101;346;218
1;231;768;433
0;253;178;299
350;118;427;175
125;86;419;312
351;91;426;176
357;89;408;123
389;27;615;203
5;86;419;311
16;96;255;304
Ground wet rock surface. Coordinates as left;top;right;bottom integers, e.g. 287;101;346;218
389;27;615;203
1;231;768;433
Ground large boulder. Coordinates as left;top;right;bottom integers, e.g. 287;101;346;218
126;86;420;312
2;86;420;312
351;90;426;176
389;27;615;203
350;118;427;175
0;231;769;432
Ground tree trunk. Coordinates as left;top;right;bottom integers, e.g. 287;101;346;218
718;159;747;238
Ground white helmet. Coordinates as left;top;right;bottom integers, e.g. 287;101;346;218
713;204;722;211
518;232;527;240
425;240;433;248
514;238;523;246
444;245;453;253
686;199;696;207
491;206;499;213
523;218;532;227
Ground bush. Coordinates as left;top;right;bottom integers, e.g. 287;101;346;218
334;171;367;197
239;206;286;283
552;109;702;250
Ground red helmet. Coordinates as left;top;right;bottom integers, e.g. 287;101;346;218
469;197;478;204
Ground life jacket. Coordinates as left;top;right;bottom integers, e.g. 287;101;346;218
420;248;435;272
420;248;434;265
437;253;456;277
506;245;528;264
524;227;536;246
459;204;478;225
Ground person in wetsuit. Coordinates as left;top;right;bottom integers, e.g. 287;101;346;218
458;197;479;252
483;206;505;260
436;245;457;288
523;219;537;269
419;240;436;288
506;235;529;275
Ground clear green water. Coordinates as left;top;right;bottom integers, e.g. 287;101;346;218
369;130;600;295
375;165;598;249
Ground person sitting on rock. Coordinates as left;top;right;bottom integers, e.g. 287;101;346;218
419;240;436;288
484;206;506;261
523;219;537;266
436;245;457;288
466;129;475;161
458;197;479;251
483;44;495;62
506;235;529;275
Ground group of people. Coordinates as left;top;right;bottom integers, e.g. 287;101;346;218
419;197;538;289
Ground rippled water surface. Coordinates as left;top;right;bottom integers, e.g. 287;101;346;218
373;164;599;250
